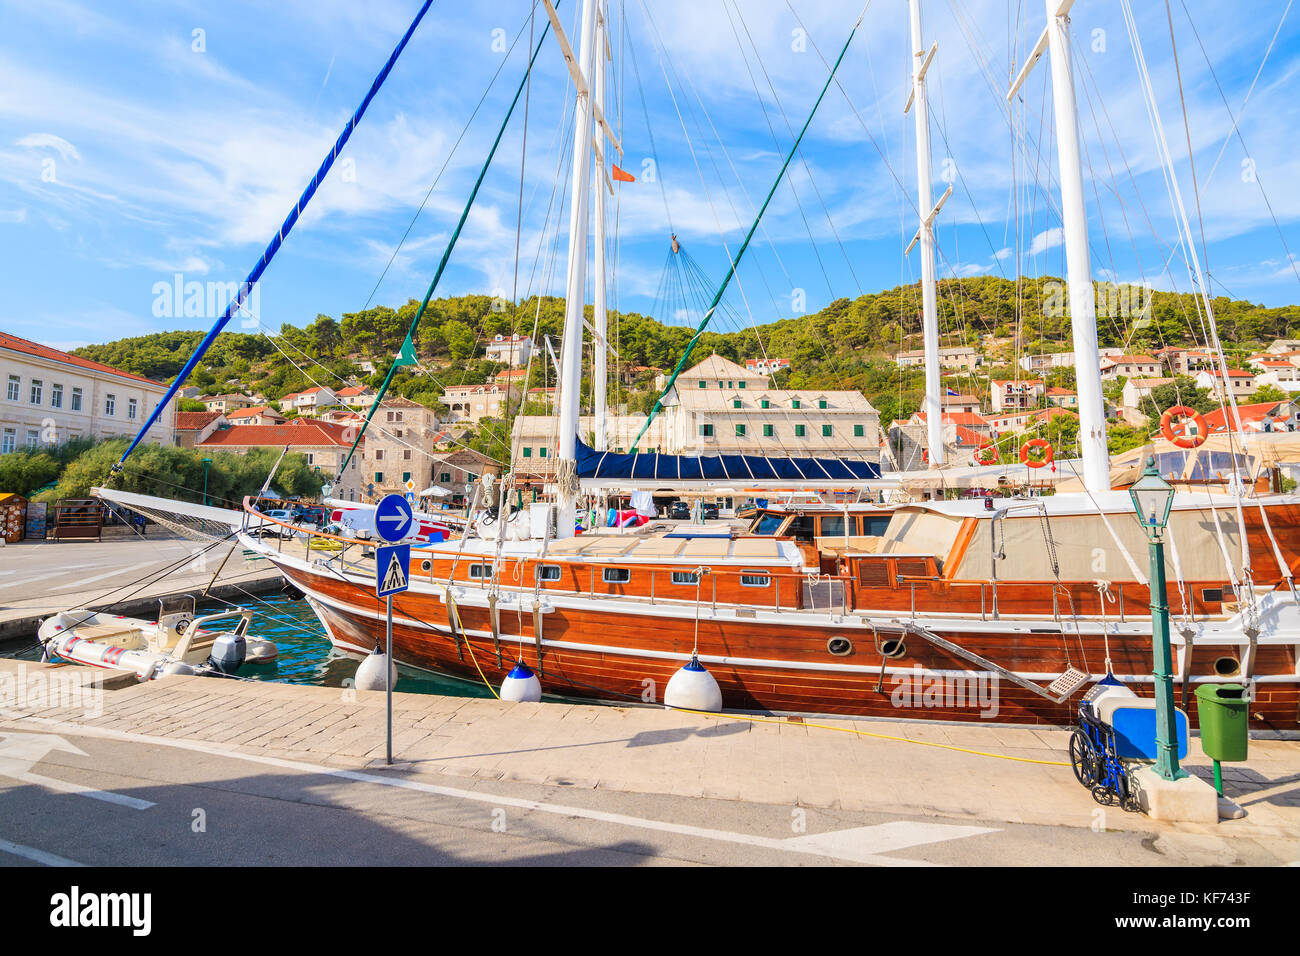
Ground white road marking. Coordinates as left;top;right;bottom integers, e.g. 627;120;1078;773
0;731;154;810
15;771;155;810
2;713;996;865
0;836;84;867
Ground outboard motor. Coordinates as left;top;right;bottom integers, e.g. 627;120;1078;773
208;632;247;675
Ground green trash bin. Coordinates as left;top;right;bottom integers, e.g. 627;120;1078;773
1195;683;1248;762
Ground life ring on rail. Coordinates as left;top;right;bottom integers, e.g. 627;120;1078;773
1160;405;1208;448
1019;439;1053;468
976;440;998;465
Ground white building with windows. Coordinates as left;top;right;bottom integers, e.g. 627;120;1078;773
485;334;532;367
1;330;175;453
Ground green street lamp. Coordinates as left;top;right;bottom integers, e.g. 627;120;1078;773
201;458;213;507
1129;456;1185;782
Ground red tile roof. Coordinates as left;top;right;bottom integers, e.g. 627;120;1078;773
0;330;165;387
176;411;222;430
1203;401;1296;433
197;420;359;448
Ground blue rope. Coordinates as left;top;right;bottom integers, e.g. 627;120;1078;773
115;0;437;468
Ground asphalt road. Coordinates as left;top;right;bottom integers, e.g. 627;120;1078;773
1;722;1290;867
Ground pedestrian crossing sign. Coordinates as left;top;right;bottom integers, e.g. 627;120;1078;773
376;544;411;597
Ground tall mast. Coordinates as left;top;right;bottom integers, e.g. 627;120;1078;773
555;0;599;537
906;0;945;467
592;0;609;451
1043;0;1108;492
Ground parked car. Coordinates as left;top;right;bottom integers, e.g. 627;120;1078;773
702;502;720;521
255;509;299;538
669;500;691;520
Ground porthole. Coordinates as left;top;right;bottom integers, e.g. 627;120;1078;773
420;559;432;572
1213;656;1241;677
877;637;906;659
827;636;853;657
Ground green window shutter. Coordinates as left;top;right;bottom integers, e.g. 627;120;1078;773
375;472;384;482
523;447;532;458
822;424;832;437
763;424;773;437
700;423;714;437
760;399;769;409
854;424;864;437
403;472;411;482
791;399;801;409
440;472;451;482
818;399;828;409
539;447;548;458
735;424;746;436
732;399;741;408
794;424;805;437
698;380;706;388
739;381;746;389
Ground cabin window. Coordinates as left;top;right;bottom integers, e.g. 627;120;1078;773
671;570;700;585
602;568;631;584
1201;587;1223;603
536;564;561;582
821;516;846;538
753;513;784;536
468;564;493;579
788;515;815;541
740;570;771;587
861;515;892;536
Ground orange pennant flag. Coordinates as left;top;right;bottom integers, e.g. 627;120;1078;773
612;164;636;183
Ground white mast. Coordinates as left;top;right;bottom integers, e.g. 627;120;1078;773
1041;0;1108;492
555;0;599;537
592;0;609;452
905;0;945;467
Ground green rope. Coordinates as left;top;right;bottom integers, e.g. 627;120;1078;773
337;7;560;480
631;11;864;450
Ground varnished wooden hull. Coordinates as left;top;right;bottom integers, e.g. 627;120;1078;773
276;558;1300;728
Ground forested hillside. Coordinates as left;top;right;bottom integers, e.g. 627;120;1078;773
73;277;1300;426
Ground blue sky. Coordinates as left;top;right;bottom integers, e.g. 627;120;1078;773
2;0;1299;355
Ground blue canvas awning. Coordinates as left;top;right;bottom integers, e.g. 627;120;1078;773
574;437;880;485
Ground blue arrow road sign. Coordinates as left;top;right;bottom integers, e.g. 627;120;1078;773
374;493;414;543
376;544;410;597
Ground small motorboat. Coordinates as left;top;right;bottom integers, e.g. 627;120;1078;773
38;598;277;681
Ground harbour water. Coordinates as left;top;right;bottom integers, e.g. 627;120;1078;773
6;592;493;699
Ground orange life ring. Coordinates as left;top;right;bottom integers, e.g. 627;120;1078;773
1019;439;1053;468
976;440;998;465
1160;405;1208;448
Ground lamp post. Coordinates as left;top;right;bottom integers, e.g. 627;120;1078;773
201;458;212;507
1129;456;1185;781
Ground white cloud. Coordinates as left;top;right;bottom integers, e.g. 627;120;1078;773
0;207;26;223
16;132;80;161
1028;227;1064;257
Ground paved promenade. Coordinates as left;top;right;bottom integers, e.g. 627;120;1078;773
0;534;284;642
1;659;1296;865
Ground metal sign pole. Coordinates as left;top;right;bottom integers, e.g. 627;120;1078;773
386;594;393;765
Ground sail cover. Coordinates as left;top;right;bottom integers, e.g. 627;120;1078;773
574;437;880;486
